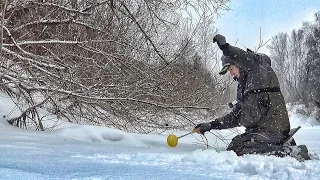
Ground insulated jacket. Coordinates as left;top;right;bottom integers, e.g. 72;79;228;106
215;44;291;135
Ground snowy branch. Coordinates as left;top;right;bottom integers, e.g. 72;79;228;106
33;2;91;15
1;0;229;132
2;47;66;71
81;0;109;12
7;96;50;129
12;19;106;33
0;0;8;54
118;0;169;65
22;86;211;110
3;40;87;46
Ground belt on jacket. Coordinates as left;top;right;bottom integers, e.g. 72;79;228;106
241;87;280;102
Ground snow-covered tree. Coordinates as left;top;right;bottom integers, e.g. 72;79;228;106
0;0;231;131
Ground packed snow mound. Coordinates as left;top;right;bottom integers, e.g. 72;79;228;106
55;125;127;142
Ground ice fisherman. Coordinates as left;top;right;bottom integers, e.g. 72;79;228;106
194;34;311;161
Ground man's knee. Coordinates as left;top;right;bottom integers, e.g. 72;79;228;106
227;140;263;156
226;133;279;156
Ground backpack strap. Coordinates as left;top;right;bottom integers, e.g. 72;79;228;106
241;87;280;102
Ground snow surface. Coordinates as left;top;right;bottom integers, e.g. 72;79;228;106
1;96;320;180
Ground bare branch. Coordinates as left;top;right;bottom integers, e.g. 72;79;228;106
81;0;109;12
2;47;65;70
3;40;87;46
118;0;169;65
1;0;231;135
7;96;51;128
33;2;91;15
0;0;8;54
255;27;270;52
12;19;106;33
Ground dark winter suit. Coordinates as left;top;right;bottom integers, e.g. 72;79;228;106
216;43;293;156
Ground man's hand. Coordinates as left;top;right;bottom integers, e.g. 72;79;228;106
194;122;213;134
213;34;227;46
194;120;222;134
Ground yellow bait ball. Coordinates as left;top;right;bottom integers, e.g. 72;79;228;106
167;134;179;147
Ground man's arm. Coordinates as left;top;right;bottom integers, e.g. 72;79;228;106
219;44;257;72
213;34;257;71
194;103;241;134
214;102;241;129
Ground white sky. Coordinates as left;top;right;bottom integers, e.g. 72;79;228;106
216;0;320;54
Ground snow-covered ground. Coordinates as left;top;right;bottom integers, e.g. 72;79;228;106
1;96;320;180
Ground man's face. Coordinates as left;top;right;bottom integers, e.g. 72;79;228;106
228;65;240;79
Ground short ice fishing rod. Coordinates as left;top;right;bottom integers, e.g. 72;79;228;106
167;129;199;147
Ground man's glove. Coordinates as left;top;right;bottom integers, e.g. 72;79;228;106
194;120;221;134
213;34;227;46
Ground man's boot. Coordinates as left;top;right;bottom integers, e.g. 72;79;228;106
291;145;311;162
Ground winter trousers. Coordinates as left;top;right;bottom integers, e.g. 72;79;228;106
227;131;295;157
